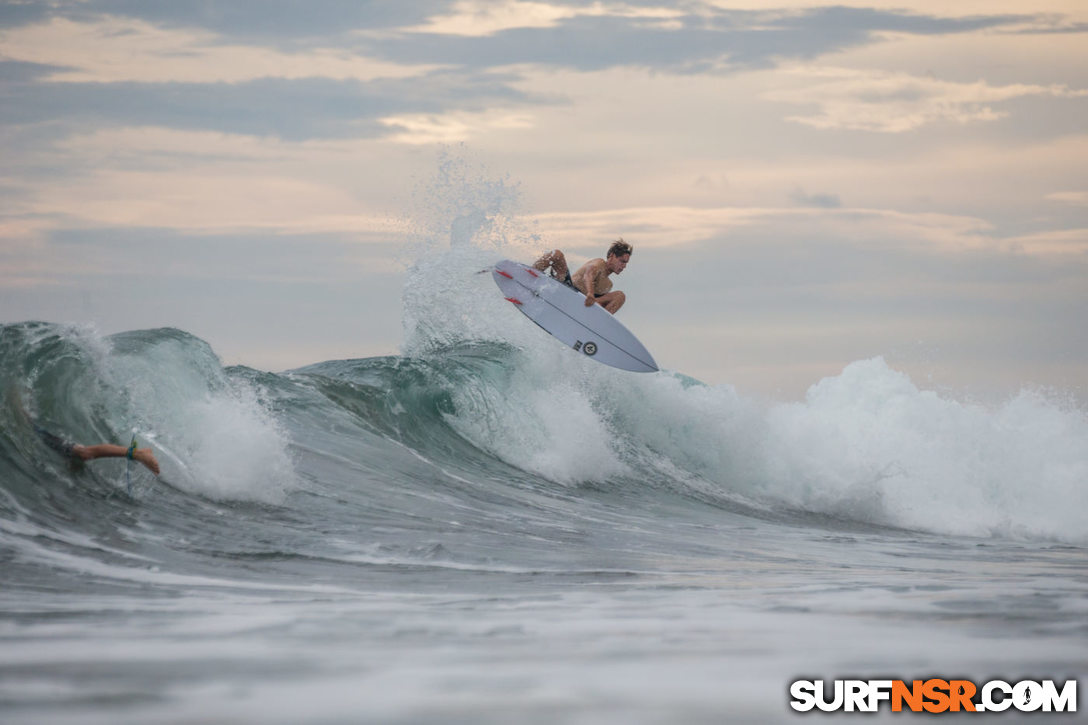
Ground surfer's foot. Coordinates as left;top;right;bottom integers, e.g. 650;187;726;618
134;448;160;476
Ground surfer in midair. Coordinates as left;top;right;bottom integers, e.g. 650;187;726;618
532;239;633;315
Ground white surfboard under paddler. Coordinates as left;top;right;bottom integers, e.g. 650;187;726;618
491;259;658;373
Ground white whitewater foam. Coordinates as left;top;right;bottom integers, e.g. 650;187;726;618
99;329;298;504
609;356;1087;542
758;357;1088;541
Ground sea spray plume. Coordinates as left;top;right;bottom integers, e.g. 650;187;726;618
401;150;544;355
403;148;525;258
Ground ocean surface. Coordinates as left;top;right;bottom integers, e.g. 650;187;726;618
2;248;1086;723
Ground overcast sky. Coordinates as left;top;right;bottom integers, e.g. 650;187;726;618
2;0;1085;399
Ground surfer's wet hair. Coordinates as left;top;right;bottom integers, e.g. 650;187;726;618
607;239;632;259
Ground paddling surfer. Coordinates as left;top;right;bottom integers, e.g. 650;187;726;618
12;390;160;475
33;424;160;475
61;440;160;475
532;239;633;315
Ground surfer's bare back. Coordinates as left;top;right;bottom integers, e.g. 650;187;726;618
532;239;633;315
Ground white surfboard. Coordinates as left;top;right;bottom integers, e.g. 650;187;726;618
492;259;658;373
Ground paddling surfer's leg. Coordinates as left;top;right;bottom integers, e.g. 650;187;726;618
595;290;625;314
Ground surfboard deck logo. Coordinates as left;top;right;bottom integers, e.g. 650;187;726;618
572;340;598;356
491;259;658;373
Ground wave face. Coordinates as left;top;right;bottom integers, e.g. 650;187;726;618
1;323;296;506
2;314;1085;568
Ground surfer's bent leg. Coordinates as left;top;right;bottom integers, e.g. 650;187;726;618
532;249;569;282
73;444;161;475
595;290;626;315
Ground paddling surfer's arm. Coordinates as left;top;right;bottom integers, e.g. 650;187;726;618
73;444;160;475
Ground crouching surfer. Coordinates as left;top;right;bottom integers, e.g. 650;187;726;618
532;239;633;315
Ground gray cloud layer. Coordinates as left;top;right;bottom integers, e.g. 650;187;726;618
0;66;543;140
0;4;1045;141
0;0;450;43
361;8;1027;73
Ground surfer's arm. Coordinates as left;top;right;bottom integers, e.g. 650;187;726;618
72;444;161;475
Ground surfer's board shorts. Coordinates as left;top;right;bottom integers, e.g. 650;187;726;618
559;271;606;297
